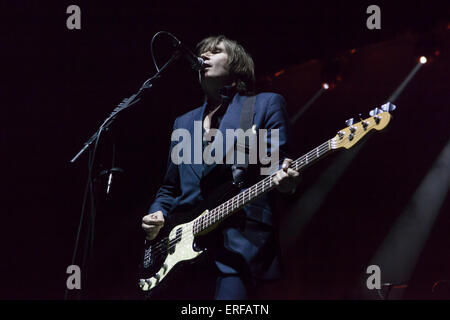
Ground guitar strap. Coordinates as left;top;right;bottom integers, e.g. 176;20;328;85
232;95;256;188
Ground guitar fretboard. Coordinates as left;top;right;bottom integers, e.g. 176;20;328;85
192;140;333;235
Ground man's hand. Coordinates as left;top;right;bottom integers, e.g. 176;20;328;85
272;158;300;194
142;211;165;241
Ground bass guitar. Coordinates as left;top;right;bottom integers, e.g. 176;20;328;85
138;102;396;293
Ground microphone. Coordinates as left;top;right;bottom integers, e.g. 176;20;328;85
172;39;205;71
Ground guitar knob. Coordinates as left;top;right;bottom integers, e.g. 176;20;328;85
345;118;354;126
381;102;396;112
374;114;382;124
369;107;382;116
349;126;356;133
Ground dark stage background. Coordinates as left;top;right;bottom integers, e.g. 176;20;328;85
2;1;449;299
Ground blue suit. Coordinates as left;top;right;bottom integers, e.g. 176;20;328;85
149;88;291;298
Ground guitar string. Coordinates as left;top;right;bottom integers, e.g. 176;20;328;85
142;175;278;269
144;140;335;262
188;123;378;235
143;172;277;262
144;140;333;261
143;141;333;263
146;140;328;245
144;115;382;257
190;140;332;235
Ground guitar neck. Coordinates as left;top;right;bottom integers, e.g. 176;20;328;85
192;139;334;235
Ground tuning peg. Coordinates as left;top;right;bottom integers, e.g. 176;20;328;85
345;118;354;126
369;107;383;116
381;102;396;112
359;114;369;129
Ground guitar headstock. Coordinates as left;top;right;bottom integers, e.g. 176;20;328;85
330;102;396;150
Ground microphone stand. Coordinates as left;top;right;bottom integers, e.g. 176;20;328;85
65;50;183;300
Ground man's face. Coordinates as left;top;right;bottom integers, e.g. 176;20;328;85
199;41;231;86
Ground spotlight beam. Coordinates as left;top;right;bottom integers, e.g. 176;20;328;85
359;137;450;299
280;141;366;251
388;62;424;103
290;86;326;125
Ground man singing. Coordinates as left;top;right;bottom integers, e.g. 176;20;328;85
142;35;299;299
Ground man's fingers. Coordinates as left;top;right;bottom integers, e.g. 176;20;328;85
142;211;165;241
273;176;279;185
287;168;300;177
142;212;165;225
142;223;163;241
144;210;163;218
142;218;164;226
145;232;159;241
278;170;288;179
141;223;163;231
282;158;293;171
273;170;288;185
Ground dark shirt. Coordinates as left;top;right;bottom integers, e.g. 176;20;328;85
202;85;238;149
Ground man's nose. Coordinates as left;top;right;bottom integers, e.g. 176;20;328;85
200;52;211;60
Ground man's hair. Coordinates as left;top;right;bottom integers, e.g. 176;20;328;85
196;35;255;95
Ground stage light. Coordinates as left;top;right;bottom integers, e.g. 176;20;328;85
274;69;285;77
321;59;341;89
388;57;425;102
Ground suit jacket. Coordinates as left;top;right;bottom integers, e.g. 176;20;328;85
149;89;291;282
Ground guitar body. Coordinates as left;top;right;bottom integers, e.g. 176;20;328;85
139;167;240;293
138;212;206;293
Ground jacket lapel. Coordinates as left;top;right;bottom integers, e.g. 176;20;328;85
188;102;207;180
203;94;245;176
188;93;255;179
